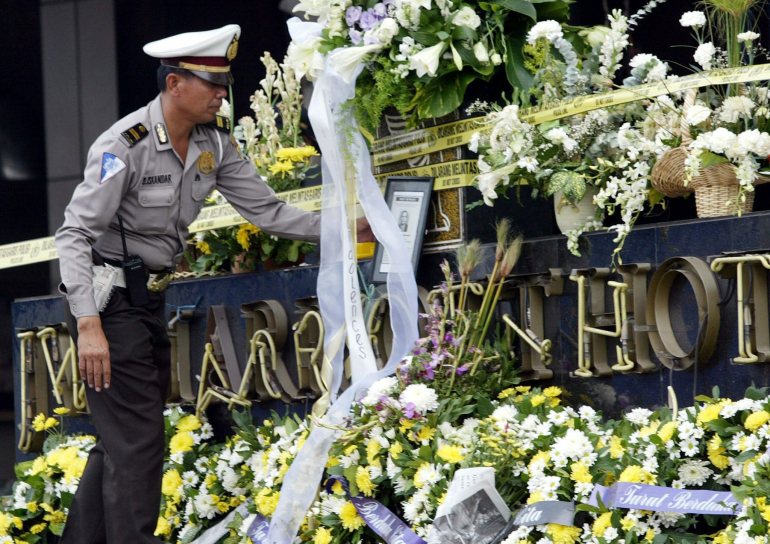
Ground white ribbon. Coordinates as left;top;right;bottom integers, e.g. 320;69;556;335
266;18;418;544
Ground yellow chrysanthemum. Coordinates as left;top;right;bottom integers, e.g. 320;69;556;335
196;240;212;255
437;445;465;464
27;502;39;513
498;388;515;399
515;385;532;393
154;516;171;537
696;401;726;425
592;511;613;537
256;489;280;516
169;431;194;454
268;160;294;177
416;426;435;442
43;510;66;524
29;456;48;476
313;526;333;544
620;515;636;531
339;501;365;531
32;413;47;432
528;451;550;470
745;410;770;431
356;466;376;497
618;465;646;483
638;420;660;438
53;407;71;416
657;421;677;443
707;434;729;469
543;386;562;398
527;491;546;504
399;418;415;433
389;442;403;457
236;223;260;251
275;145;319;163
331;480;345;495
609;435;625;458
162;469;183;499
366;439;381;464
176;414;202;433
545;523;581;544
570;461;592;484
711;531;730;544
531;394;546;407
326;456;340;468
30;522;47;534
644;528;657;542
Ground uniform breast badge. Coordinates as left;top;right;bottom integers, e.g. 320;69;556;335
197;151;216;175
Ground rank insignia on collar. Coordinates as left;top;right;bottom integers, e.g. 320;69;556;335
197;151;216;175
155;123;168;144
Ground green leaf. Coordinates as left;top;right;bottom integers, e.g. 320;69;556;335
699;150;730;169
416;72;477;119
492;0;537;20
504;34;534;90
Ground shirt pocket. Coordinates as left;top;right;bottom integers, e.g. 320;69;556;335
192;176;217;201
138;186;175;234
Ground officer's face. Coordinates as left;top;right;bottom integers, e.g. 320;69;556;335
174;74;228;123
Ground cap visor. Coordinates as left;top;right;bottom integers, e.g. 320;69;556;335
192;70;233;86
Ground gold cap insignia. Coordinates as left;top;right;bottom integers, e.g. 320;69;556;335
197;151;216;175
226;36;239;62
155;123;168;144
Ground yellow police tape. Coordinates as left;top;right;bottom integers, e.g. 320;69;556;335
371;63;770;167
0;161;479;269
4;63;769;270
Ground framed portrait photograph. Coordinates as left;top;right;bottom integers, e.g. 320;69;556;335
371;176;434;284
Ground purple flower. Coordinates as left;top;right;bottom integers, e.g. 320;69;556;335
359;9;381;31
373;2;387;16
346;5;363;26
349;28;363;45
422;365;435;380
456;364;470;376
403;402;418;418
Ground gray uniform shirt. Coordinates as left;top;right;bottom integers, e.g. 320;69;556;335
56;95;320;318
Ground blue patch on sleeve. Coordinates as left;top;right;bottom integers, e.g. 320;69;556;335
100;152;126;184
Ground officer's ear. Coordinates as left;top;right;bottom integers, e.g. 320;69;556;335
166;72;184;94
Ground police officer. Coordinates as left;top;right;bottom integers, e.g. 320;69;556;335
55;25;371;543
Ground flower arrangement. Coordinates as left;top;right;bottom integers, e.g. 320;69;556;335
288;0;572;133
188;52;318;274
471;6;671;258
673;1;770;216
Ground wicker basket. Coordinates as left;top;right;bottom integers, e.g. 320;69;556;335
650;146;695;198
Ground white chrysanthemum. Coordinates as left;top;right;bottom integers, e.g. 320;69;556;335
193;493;219;519
362;376;399;405
526;20;563;44
414;463;442;489
679;11;706;28
677;459;713;486
737;129;770;157
491;404;519;424
720;96;756;124
550;428;595;467
738;31;760;42
685;104;712;126
399;383;439;414
625;407;653;425
693;42;716;70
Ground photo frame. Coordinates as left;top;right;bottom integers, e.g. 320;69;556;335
370;176;434;284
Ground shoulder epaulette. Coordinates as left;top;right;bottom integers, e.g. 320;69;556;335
120;123;149;147
210;115;231;133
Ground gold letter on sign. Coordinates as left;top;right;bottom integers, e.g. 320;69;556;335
710;253;770;364
646;257;720;370
570;268;630;377
501;269;563;381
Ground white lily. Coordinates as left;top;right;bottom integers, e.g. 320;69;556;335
410;41;446;78
329;43;385;84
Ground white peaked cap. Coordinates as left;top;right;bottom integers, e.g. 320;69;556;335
143;24;241;86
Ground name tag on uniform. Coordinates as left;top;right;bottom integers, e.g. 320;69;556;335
141;173;173;186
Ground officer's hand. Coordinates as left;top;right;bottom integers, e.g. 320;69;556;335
76;316;111;392
356;217;375;243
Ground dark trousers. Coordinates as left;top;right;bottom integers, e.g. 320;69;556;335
61;288;170;544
